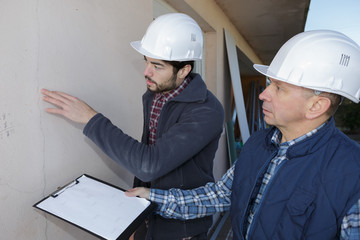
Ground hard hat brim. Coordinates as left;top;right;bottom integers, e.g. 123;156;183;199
253;64;269;76
253;64;288;83
130;40;202;61
254;63;359;103
130;41;164;60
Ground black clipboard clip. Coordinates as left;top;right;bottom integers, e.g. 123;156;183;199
50;179;80;198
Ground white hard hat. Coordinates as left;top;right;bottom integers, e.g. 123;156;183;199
254;30;360;103
130;13;203;61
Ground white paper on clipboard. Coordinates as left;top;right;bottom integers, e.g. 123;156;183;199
34;174;154;240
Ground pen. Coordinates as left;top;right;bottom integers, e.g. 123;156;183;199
51;179;79;198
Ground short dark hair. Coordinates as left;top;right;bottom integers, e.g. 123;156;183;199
164;60;194;76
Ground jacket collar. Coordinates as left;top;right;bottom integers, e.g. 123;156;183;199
265;118;336;159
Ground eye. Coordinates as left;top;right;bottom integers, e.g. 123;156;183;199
266;77;271;87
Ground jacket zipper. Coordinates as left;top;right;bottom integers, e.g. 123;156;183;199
240;151;277;238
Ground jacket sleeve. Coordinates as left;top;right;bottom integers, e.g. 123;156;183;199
83;102;224;182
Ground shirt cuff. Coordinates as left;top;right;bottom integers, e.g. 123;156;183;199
83;113;103;136
149;188;169;203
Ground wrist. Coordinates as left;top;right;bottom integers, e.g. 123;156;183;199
87;111;98;123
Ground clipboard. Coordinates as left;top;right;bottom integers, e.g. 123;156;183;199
33;174;156;240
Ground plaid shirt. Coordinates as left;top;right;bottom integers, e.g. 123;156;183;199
148;77;190;145
150;164;233;219
149;123;360;239
148;77;193;239
341;201;360;239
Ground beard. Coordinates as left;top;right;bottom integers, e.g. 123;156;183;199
146;73;178;93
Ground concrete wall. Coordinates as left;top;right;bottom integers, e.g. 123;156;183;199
0;1;151;239
0;0;262;238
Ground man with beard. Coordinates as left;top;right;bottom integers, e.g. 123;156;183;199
41;13;224;240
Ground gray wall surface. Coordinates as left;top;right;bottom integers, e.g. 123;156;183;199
0;1;152;239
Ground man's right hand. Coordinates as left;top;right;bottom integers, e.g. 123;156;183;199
125;187;150;200
41;89;97;124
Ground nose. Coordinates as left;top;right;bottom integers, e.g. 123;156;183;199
143;63;153;77
259;86;270;102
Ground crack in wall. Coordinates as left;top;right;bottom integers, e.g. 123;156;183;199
35;0;49;239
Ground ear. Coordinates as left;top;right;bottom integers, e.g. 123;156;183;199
177;64;192;79
305;96;331;120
